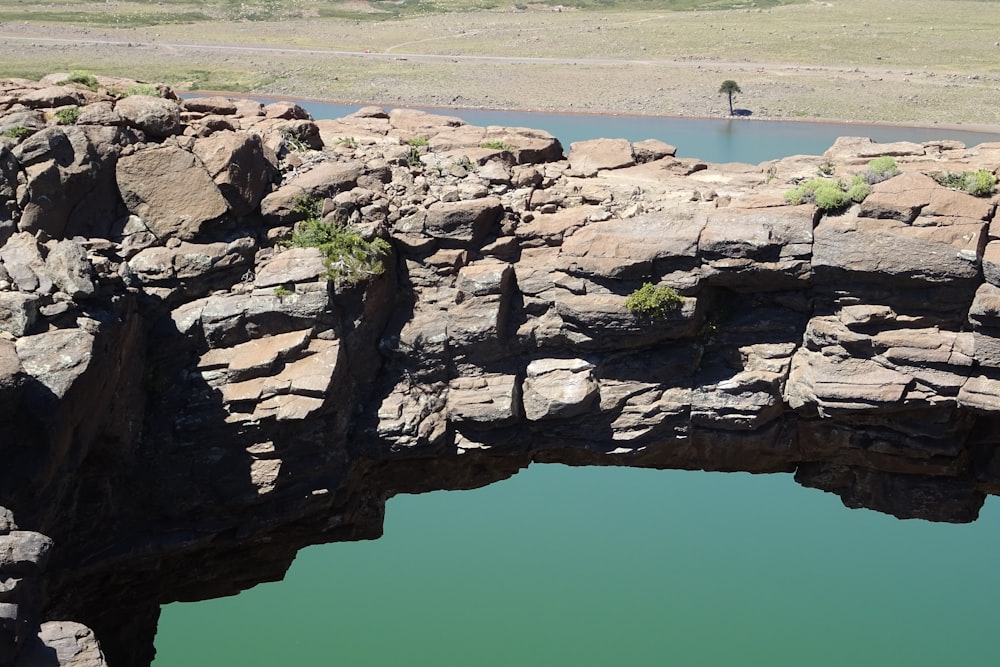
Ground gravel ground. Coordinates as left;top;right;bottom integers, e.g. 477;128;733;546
2;2;1000;131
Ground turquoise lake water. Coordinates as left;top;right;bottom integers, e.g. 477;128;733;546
153;107;1000;666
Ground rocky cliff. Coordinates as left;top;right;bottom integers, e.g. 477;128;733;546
2;74;1000;666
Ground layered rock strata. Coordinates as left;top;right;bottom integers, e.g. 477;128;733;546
1;74;1000;665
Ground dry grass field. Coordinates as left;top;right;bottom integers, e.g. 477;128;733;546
2;0;1000;127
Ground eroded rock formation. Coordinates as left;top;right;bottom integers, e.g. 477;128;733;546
2;74;1000;666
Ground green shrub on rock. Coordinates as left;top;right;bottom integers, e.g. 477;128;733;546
285;218;391;286
124;84;162;97
933;169;997;197
846;174;871;203
785;173;874;211
625;283;683;319
864;156;900;184
62;70;98;90
784;178;851;210
54;106;80;125
1;126;32;140
963;169;997;197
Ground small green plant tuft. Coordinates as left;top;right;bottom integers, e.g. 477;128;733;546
124;84;162;97
480;140;513;151
407;145;424;168
292;195;323;219
784;177;852;210
817;161;835;176
285;218;391;286
625;283;684;319
334;136;358;148
273;285;293;298
934;169;997;197
846;174;871;203
63;70;98;90
54;106;80;125
405;136;429;146
1;126;32;140
864;156;900;184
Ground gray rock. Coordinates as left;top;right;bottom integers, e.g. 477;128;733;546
0;293;40;337
15;329;94;399
14;621;109;667
44;240;94;299
0;532;53;575
114;95;181;138
0;233;51;294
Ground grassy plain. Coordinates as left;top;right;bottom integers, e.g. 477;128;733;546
2;0;1000;127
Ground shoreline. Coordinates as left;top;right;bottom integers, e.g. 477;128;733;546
188;88;1000;137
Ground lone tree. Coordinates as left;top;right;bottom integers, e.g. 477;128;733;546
719;79;741;116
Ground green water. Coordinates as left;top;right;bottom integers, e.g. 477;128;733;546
155;465;1000;666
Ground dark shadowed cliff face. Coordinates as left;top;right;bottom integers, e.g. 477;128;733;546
1;74;1000;666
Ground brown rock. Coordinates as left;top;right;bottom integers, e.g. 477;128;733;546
567;138;635;176
115;144;230;241
18;86;87;109
183;96;238;115
259;162;361;223
263;101;310;120
813;215;980;285
420;197;503;248
699;204;814;288
560;213;705;279
522;358;599;421
482;126;563;164
633;139;677;163
114;95;181;138
447;374;520;424
191;131;274;216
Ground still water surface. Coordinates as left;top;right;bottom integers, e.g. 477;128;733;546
154;107;1000;666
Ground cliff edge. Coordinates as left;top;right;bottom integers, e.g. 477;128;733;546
2;74;1000;666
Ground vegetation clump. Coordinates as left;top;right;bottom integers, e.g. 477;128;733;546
124;84;162;97
1;126;32;140
285;217;391;287
54;106;80;125
864;156;900;184
934;169;997;197
784;175;869;211
62;70;98;90
625;283;684;319
480;140;513;151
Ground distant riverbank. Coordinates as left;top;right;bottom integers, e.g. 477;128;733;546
5;1;1000;129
